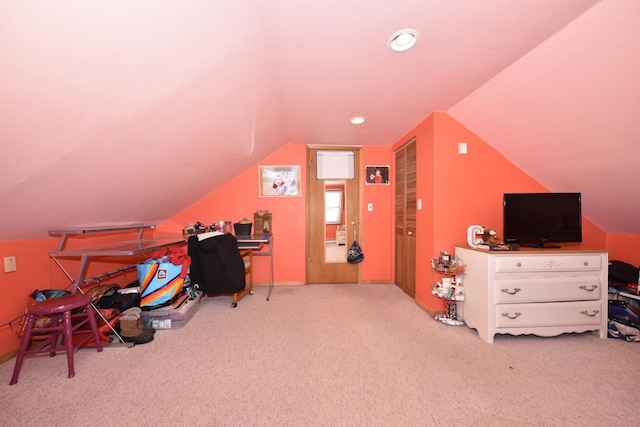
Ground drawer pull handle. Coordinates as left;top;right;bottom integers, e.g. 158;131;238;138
583;261;589;267
579;285;598;292
501;312;522;320
500;288;522;295
516;262;522;267
580;310;599;317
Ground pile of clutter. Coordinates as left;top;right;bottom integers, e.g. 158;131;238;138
608;260;640;342
431;251;466;326
432;277;465;301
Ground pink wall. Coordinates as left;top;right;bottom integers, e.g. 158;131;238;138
166;144;395;285
0;238;58;357
392;113;613;313
360;146;394;282
607;234;640;266
1;113;638;358
0;231;148;357
167;144;308;285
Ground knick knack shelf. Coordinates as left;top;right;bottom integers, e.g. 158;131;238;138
431;251;466;326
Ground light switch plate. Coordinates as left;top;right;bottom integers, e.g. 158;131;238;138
3;256;17;273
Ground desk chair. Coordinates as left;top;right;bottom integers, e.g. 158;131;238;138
188;233;254;307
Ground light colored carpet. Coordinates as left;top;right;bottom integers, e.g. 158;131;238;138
0;284;637;426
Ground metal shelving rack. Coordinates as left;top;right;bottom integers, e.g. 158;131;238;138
49;224;186;292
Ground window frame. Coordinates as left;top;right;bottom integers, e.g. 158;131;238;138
325;189;343;225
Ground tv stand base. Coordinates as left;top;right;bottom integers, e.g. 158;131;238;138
520;243;561;249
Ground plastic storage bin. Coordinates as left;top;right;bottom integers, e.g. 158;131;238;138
140;291;202;330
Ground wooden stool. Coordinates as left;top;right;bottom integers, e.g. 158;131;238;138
9;293;103;385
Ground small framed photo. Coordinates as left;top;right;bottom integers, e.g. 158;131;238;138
259;165;301;197
365;165;389;185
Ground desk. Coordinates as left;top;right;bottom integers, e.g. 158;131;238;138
236;235;274;301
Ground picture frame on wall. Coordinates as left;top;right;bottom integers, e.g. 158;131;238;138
259;165;301;197
365;165;390;185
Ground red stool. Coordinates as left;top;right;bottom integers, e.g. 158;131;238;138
9;293;103;385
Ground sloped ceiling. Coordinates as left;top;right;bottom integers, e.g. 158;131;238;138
1;0;637;242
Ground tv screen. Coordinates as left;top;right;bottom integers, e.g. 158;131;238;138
503;193;582;248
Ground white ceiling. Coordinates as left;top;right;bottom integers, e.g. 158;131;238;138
1;0;638;242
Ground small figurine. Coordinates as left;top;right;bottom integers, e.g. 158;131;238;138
481;227;503;245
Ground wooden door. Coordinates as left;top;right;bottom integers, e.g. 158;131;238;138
394;139;417;297
306;147;361;283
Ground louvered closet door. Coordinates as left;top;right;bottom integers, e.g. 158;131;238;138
395;139;417;297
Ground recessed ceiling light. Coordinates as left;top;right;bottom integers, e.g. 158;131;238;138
350;116;365;125
388;29;419;52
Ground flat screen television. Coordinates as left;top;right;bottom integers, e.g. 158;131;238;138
503;192;582;248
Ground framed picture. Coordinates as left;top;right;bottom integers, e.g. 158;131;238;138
259;165;301;197
365;165;390;185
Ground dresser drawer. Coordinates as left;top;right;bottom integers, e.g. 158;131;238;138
494;277;602;303
495;301;603;328
495;254;602;273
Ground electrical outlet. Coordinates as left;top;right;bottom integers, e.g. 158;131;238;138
3;256;17;273
368;203;374;211
458;142;468;155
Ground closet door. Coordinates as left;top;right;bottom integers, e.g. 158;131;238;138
394;139;417;297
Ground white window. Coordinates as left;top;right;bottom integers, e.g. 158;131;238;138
325;190;342;224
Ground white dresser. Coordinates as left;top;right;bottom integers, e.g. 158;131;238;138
455;246;608;343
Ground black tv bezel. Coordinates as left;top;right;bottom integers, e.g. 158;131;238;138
503;192;582;249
